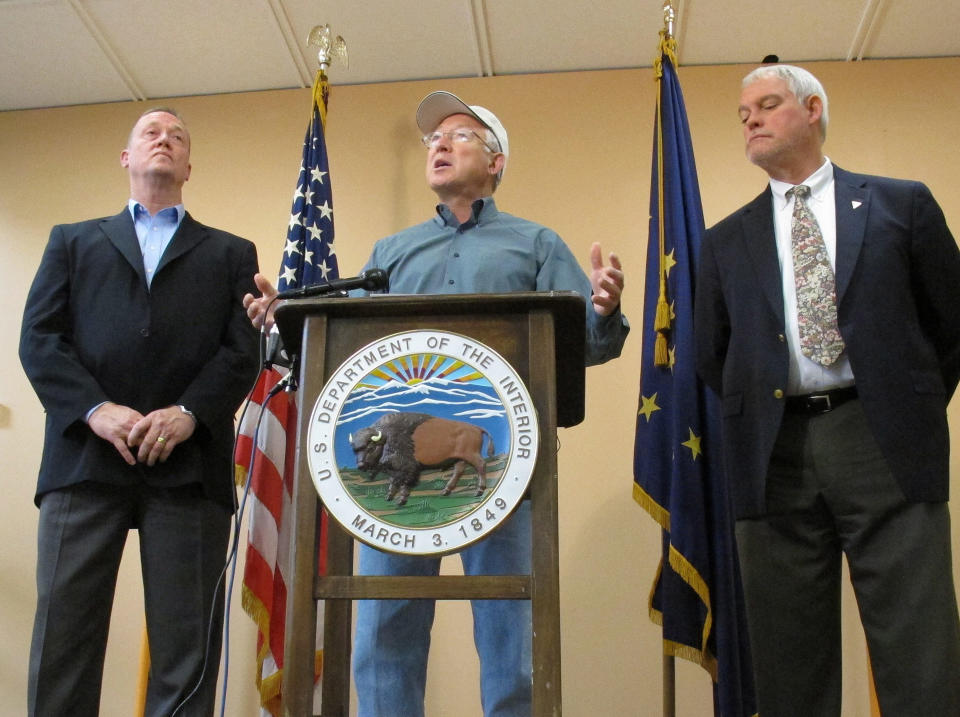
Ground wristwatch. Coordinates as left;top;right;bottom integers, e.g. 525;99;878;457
178;405;197;424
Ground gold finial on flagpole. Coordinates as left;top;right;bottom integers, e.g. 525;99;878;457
305;25;347;125
662;1;675;40
306;24;348;74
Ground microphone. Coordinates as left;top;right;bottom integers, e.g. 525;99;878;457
275;268;388;300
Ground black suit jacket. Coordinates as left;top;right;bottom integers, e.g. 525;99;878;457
695;166;960;518
19;209;261;509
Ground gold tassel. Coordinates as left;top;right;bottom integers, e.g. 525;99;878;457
654;296;671;332
654;331;669;366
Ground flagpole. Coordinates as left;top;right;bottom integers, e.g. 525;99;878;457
636;2;758;712
657;8;677;716
235;24;347;716
663;652;676;717
135;625;149;716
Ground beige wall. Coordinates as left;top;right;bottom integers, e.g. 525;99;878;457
1;57;957;716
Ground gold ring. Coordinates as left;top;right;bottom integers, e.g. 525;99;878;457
157;436;167;444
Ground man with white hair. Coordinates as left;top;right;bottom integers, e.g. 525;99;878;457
695;65;960;716
246;90;628;716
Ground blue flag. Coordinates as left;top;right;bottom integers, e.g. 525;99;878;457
632;35;757;717
278;73;339;291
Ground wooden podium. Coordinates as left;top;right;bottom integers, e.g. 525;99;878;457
274;292;587;717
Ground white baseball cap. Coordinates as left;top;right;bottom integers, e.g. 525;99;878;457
416;90;509;183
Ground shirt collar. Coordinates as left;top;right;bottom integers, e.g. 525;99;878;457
769;157;833;209
128;199;185;224
433;196;499;229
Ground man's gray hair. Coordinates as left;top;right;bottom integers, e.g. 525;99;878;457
743;64;829;140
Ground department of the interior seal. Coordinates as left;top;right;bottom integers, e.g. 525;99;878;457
307;329;539;555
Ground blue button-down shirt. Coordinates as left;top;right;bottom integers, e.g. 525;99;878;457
359;197;629;366
128;199;185;288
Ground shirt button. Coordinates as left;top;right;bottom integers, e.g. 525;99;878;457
453;252;460;258
773;389;784;399
777;334;786;342
448;279;455;285
140;328;150;337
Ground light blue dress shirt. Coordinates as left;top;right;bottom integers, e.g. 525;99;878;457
128;199;185;288
359;197;629;366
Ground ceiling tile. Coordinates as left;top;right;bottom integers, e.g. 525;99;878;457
0;0;132;110
680;1;869;66
82;0;304;98
483;0;656;74
283;0;484;85
866;1;960;58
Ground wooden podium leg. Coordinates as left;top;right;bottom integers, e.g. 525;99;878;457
319;519;354;717
528;311;562;717
283;317;327;717
283;481;320;716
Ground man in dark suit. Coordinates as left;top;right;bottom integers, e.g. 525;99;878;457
695;65;960;716
19;108;260;716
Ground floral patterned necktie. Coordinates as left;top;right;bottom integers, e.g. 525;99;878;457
788;185;845;365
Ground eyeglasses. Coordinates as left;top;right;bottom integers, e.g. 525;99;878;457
421;128;498;153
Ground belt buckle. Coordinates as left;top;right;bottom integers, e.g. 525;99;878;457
808;393;832;413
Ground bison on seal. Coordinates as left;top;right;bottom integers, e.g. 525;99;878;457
348;412;495;506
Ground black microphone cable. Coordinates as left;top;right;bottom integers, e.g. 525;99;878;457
169;322;294;716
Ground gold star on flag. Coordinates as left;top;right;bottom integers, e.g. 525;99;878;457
663;249;677;277
681;428;702;460
638;393;661;422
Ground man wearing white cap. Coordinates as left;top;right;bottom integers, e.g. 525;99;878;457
244;90;629;717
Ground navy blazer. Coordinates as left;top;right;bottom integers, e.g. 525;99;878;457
695;166;960;518
20;209;261;509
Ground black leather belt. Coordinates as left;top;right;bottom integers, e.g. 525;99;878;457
784;386;858;415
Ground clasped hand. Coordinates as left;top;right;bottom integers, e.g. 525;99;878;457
88;403;196;467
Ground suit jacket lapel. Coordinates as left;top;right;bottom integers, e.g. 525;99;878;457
739;187;786;325
832;166;869;303
156;212;205;276
100;210;147;286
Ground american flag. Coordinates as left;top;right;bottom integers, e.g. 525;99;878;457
235;71;337;716
278;77;339;293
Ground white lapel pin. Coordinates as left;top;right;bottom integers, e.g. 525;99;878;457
851;200;862;209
